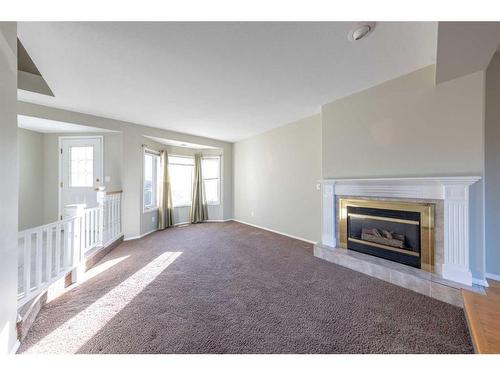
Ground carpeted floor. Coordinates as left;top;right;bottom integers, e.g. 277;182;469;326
19;221;472;354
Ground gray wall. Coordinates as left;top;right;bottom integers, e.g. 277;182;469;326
485;52;500;277
18;128;44;230
0;22;18;354
233;114;322;242
17;102;234;239
322;65;485;178
321;65;486;279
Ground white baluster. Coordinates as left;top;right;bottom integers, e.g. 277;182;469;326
46;226;53;282
119;194;122;234
55;223;61;275
64;221;70;268
23;234;31;300
90;209;95;247
35;230;43;290
111;197;116;240
85;211;90;250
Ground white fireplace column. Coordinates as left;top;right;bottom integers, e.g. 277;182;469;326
321;180;336;247
319;177;481;286
441;182;474;285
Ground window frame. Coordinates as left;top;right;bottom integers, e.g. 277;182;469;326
202;156;221;206
142;148;161;213
168;154;195;208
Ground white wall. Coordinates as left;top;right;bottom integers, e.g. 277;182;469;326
233;114;322;242
321;65;486;279
0;22;19;354
18;128;44;230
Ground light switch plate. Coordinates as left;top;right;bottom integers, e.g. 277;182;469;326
105;176;111;182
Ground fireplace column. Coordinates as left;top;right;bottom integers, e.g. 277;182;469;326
321;180;336;247
442;183;474;286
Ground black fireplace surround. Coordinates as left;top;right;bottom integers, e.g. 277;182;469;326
347;205;422;268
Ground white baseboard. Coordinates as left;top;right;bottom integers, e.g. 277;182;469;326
10;339;20;354
125;220;233;239
124;228;157;241
472;277;489;287
485;272;500;282
173;221;190;226
175;219;233;226
233;219;317;244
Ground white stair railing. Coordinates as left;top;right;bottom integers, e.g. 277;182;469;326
101;191;123;247
17;216;81;307
17;190;123;308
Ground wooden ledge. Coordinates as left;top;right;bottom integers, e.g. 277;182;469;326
462;279;500;353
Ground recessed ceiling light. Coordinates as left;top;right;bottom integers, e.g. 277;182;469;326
348;22;376;42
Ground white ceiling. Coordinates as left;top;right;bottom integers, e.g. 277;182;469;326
18;22;437;142
18;115;117;133
143;135;218;150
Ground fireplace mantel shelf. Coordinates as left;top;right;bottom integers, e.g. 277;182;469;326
319;176;482;286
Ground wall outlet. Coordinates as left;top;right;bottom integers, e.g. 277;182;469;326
251;211;254;217
105;176;111;183
152;216;156;223
316;183;321;190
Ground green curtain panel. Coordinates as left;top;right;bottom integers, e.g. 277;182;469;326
190;153;208;223
158;150;174;229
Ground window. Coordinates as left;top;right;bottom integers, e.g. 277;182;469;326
202;156;221;205
143;150;160;211
169;156;194;207
69;146;94;187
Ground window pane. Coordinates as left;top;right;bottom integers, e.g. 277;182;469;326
144;154;153;208
204;179;219;203
169;156;194;166
70;146;94;187
202;158;219;179
169;164;193;206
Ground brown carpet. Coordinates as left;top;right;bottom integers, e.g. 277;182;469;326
19;221;472;354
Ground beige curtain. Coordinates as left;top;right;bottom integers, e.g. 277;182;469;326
158;150;174;229
190;153;208;223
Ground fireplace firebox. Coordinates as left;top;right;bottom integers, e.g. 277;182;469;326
339;199;434;271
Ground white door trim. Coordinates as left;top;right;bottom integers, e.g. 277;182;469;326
58;135;104;220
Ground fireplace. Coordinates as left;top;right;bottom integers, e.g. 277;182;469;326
339;199;434;272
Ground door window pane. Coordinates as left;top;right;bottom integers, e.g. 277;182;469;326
70;146;94;187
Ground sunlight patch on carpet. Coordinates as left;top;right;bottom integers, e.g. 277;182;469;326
24;251;182;354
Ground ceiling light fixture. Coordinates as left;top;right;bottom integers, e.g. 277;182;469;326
348;22;376;42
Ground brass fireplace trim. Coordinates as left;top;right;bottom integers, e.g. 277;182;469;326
339;198;435;272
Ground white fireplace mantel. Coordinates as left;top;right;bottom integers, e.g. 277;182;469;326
320;176;481;286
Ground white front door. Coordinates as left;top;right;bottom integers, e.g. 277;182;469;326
60;137;103;219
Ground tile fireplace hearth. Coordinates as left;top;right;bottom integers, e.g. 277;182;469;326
314;176;484;305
